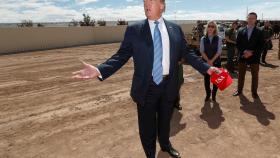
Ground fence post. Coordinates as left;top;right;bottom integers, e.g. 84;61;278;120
278;38;280;60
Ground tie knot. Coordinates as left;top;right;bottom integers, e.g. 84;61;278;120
154;21;159;25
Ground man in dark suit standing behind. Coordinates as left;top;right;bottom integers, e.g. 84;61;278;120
233;12;264;99
72;0;219;157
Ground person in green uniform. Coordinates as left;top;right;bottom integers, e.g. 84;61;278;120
225;21;238;73
174;60;184;111
261;21;274;64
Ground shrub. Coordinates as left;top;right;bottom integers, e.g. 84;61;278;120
97;20;106;26
18;20;33;27
79;14;95;26
117;19;128;25
69;19;79;27
37;23;44;27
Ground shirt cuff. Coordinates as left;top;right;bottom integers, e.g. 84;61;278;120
96;68;103;79
207;68;213;75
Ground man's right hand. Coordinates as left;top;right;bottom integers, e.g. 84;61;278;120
207;60;213;66
243;50;253;59
72;60;101;79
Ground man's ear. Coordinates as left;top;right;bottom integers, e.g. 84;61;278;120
160;3;165;12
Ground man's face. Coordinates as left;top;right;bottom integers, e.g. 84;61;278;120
232;23;238;29
264;21;270;27
247;14;257;26
144;0;165;20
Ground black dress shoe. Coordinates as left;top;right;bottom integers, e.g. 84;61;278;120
174;104;183;111
262;61;268;64
162;146;181;158
233;91;242;96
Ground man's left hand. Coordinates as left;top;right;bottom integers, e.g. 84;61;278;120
207;67;221;75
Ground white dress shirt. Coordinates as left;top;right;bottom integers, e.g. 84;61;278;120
148;17;170;75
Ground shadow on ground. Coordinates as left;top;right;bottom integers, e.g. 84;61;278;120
260;62;279;69
157;150;172;158
170;109;187;137
239;95;276;126
200;101;225;129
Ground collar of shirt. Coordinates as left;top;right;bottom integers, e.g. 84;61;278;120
148;17;165;39
148;17;164;26
246;25;255;39
246;25;255;31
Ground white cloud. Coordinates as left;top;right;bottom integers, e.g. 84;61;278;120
0;0;81;22
75;0;99;5
0;0;279;23
84;5;145;20
165;1;280;20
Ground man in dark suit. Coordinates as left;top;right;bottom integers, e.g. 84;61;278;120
233;12;264;99
72;0;219;157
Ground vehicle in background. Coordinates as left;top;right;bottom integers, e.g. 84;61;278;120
218;25;226;39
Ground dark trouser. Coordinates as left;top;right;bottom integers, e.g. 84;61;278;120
175;65;184;107
227;46;235;72
204;74;218;97
237;62;259;94
262;48;268;62
262;43;269;62
204;64;221;98
137;80;174;158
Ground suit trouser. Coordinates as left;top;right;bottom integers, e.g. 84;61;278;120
137;79;174;158
238;62;259;94
227;46;235;72
175;65;184;106
261;43;269;62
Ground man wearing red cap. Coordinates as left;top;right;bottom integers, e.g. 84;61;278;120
233;12;264;99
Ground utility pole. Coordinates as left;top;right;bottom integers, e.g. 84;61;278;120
246;6;248;18
174;11;177;24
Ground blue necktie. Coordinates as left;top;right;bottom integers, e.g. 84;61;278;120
152;21;163;85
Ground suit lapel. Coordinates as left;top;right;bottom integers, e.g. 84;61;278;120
141;19;154;68
244;27;249;42
142;19;153;46
248;27;257;43
164;19;175;75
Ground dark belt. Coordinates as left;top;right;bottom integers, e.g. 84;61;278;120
151;75;169;82
163;75;169;80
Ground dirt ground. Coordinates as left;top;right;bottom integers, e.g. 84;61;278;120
0;40;279;158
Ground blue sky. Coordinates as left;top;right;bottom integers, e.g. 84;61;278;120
0;0;279;23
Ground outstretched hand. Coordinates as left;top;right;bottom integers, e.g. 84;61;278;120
207;67;222;75
72;60;101;79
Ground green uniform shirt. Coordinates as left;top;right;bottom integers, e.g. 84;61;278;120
225;28;237;48
262;26;273;40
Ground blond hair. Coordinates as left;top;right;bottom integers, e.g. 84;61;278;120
204;20;218;36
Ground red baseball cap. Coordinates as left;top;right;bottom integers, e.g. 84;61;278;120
210;68;233;91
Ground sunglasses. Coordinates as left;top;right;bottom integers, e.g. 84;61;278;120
208;25;215;28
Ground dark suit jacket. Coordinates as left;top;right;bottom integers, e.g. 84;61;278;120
97;19;210;105
236;26;264;64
